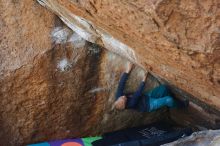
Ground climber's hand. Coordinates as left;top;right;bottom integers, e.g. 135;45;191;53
125;62;133;73
114;96;127;110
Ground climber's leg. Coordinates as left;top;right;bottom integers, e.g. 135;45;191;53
146;85;171;98
145;85;189;112
148;96;176;112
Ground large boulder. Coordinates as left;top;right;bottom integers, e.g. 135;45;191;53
0;1;163;145
37;0;220;110
0;0;219;145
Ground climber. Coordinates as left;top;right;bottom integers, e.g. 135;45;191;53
114;63;188;111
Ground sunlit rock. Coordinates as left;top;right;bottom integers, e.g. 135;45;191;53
163;130;220;146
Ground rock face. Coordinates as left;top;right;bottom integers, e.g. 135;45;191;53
0;0;219;146
1;39;164;146
37;0;220;110
0;1;165;145
0;0;55;77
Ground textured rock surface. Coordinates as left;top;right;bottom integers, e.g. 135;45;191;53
0;0;55;77
0;1;165;145
0;0;219;145
163;130;220;146
0;40;164;146
37;0;220;110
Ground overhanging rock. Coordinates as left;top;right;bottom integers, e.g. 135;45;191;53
37;0;220;110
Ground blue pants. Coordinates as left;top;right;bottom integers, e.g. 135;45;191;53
145;85;177;112
115;73;179;112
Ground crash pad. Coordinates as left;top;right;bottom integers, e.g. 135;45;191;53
92;122;192;146
27;137;101;146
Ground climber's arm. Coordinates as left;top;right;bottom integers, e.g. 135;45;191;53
115;73;129;100
127;82;145;108
115;63;133;100
127;72;148;107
